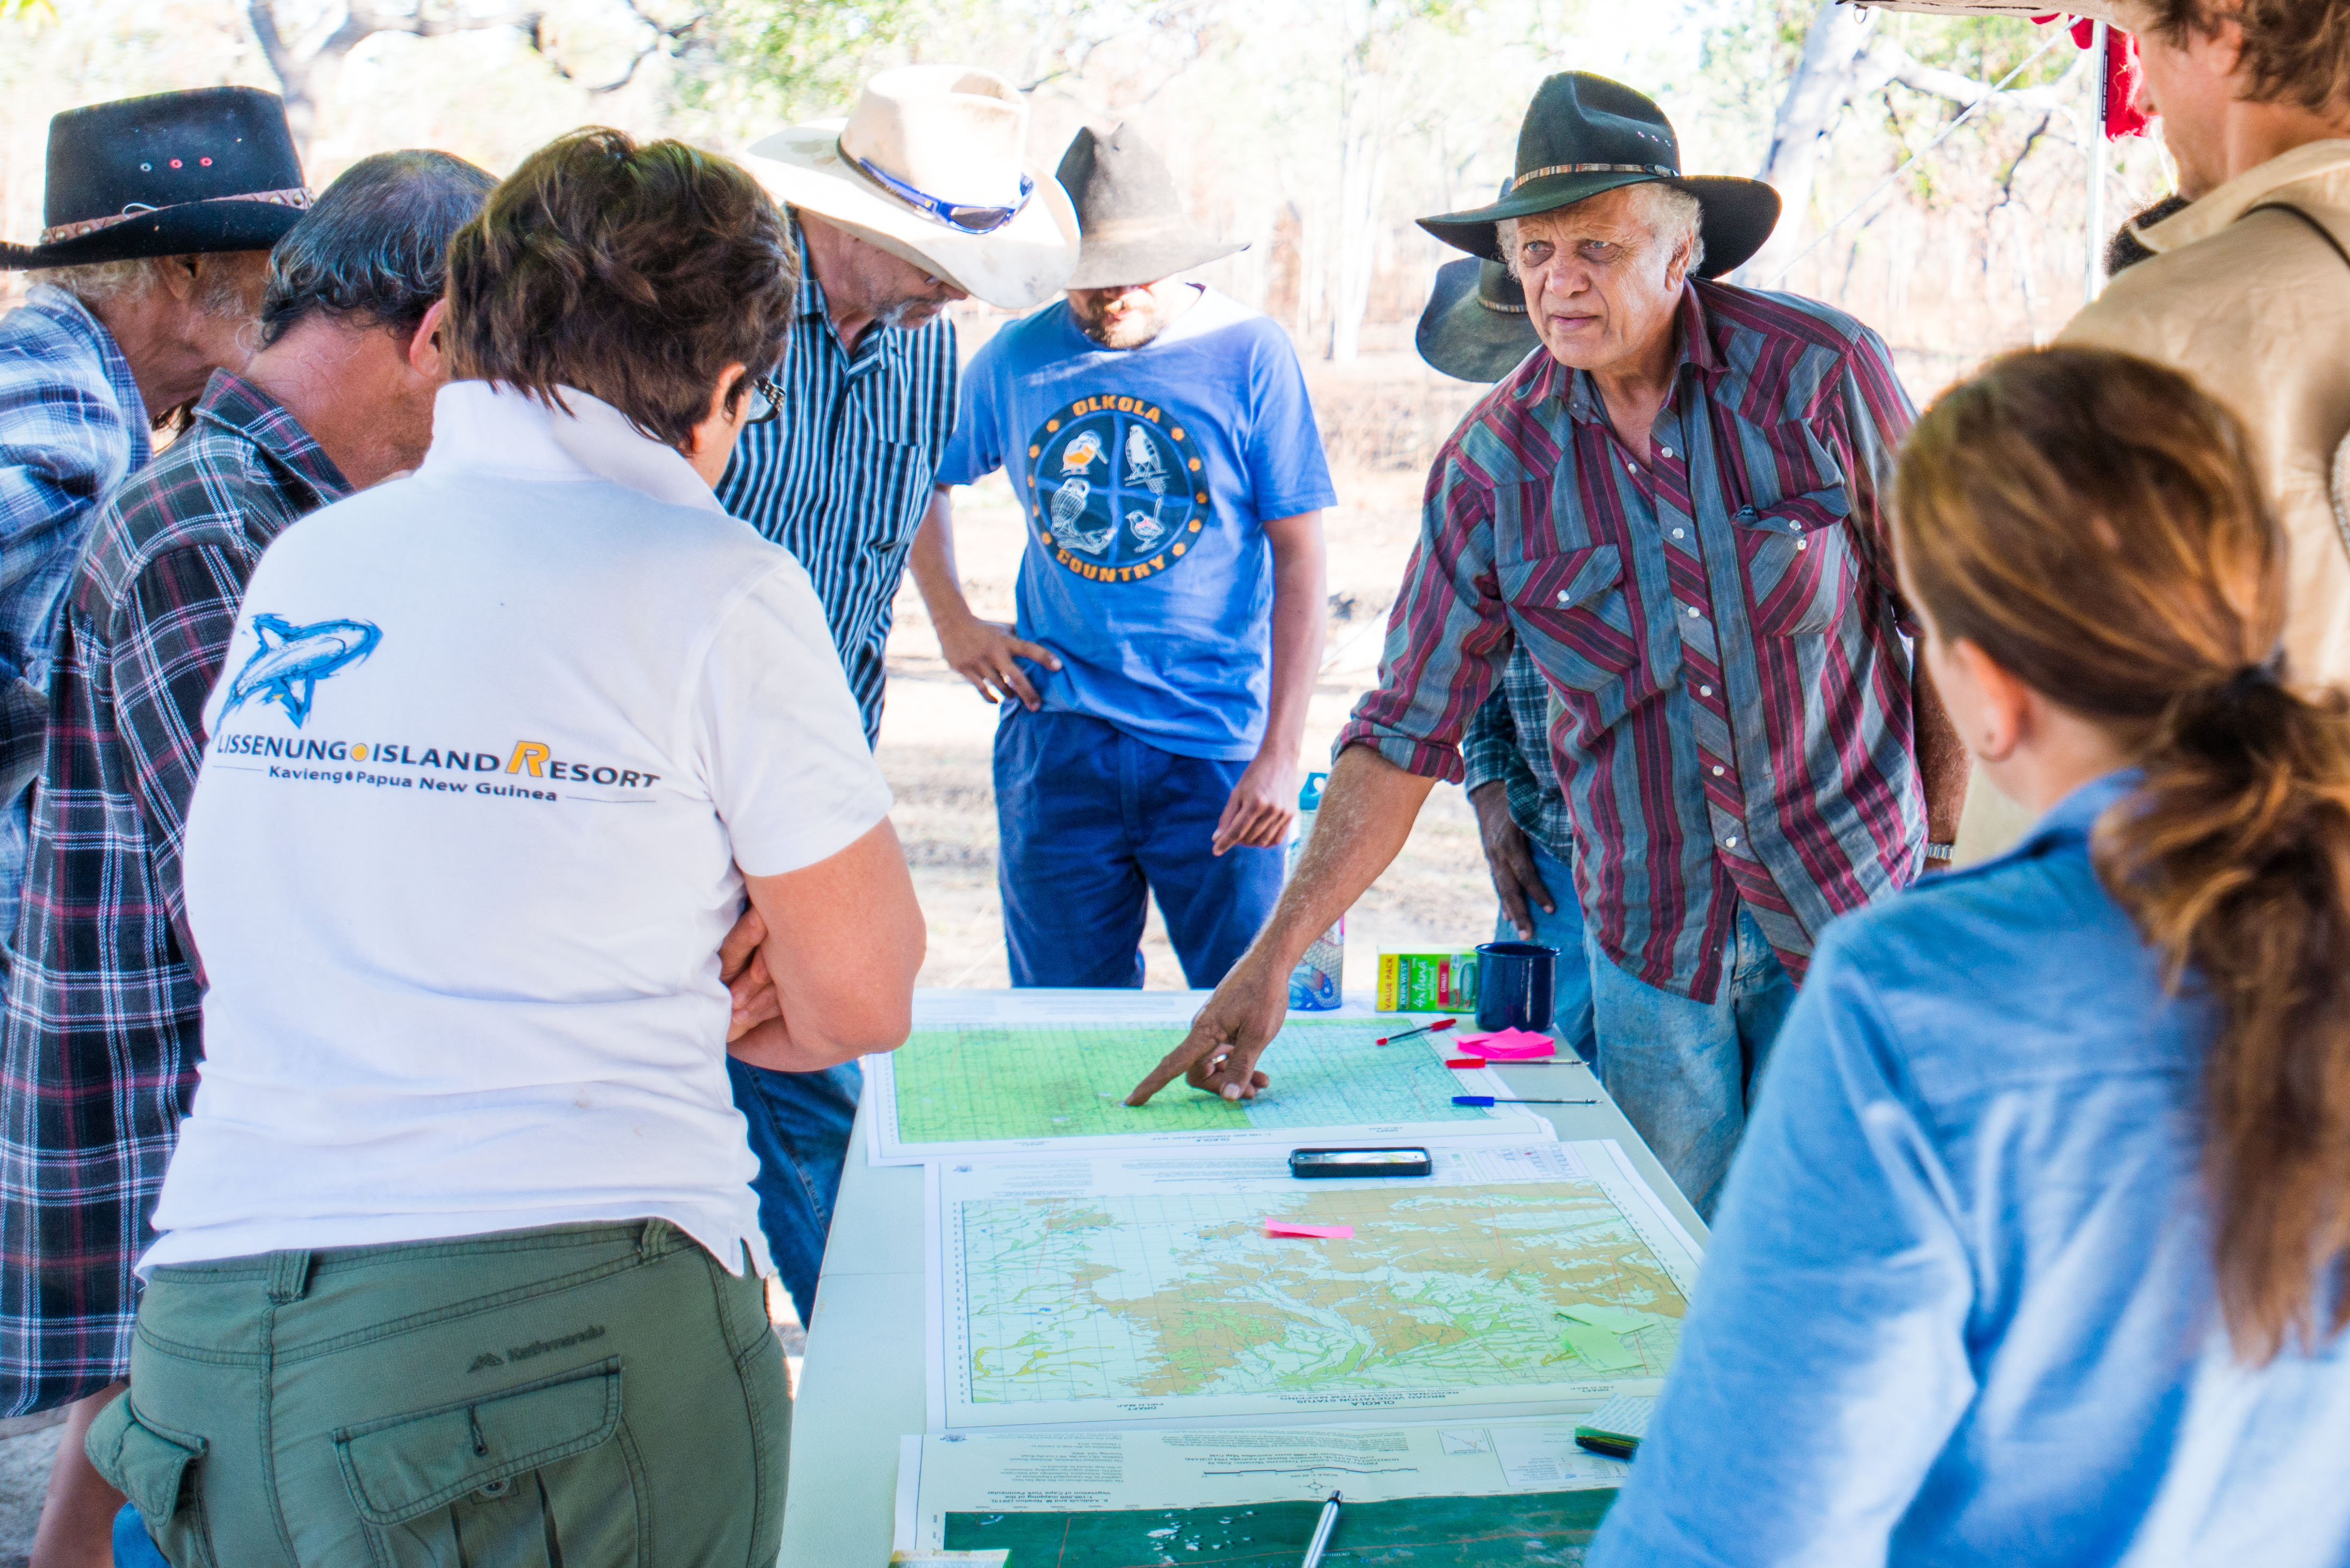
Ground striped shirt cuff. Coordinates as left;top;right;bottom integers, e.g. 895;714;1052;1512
1333;722;1467;785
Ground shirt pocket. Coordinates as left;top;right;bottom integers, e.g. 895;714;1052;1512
866;438;934;558
1731;483;1862;637
1496;545;1638;694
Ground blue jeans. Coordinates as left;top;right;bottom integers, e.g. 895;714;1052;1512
1492;836;1597;1064
725;1056;861;1323
115;1504;168;1567
995;708;1284;989
1587;908;1796;1220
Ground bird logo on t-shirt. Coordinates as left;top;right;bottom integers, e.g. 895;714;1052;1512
1049;477;1114;555
221;614;382;728
1026;397;1210;584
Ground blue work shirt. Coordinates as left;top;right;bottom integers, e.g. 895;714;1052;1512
1591;769;2350;1567
935;286;1335;761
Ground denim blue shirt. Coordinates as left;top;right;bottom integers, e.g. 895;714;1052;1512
1592;770;2350;1567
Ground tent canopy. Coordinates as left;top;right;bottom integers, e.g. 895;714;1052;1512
1844;1;2115;18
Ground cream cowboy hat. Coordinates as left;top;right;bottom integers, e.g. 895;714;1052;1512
738;65;1080;311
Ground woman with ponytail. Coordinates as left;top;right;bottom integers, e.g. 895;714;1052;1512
1590;345;2350;1567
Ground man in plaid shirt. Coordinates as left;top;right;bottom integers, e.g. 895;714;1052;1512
1133;76;1969;1220
1463;648;1593;1056
0;151;492;1552
1;89;315;965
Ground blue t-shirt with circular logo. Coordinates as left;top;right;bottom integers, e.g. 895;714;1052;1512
936;287;1336;761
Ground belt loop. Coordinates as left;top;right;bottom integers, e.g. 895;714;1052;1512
265;1250;315;1304
637;1219;663;1261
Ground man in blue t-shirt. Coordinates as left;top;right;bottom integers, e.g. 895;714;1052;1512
914;123;1335;987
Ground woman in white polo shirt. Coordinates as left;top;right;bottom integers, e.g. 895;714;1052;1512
87;129;924;1566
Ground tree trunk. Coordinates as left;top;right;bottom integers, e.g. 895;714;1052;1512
1328;67;1385;362
1735;0;1888;288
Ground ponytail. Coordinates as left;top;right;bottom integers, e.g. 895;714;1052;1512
1897;346;2350;1361
2093;665;2350;1360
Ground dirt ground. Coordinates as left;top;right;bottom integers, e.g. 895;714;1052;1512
878;353;1505;992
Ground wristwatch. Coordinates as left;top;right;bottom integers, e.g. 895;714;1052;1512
1924;842;1956;862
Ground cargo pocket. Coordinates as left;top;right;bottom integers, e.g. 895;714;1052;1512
334;1357;642;1568
84;1397;218;1568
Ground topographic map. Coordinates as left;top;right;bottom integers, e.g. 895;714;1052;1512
868;1017;1546;1162
931;1148;1699;1430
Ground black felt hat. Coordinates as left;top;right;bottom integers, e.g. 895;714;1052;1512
1419;72;1778;280
1055;123;1244;290
1;87;308;271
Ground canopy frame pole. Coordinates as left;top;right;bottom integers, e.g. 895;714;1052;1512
2085;18;2110;302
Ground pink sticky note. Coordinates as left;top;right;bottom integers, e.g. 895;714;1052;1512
1453;1027;1558;1060
1265;1221;1355;1239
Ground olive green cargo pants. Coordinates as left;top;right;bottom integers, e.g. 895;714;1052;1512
88;1219;788;1567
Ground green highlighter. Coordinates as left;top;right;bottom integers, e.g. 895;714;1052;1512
1573;1393;1655;1461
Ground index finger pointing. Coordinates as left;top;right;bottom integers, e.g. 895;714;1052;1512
1127;1025;1220;1106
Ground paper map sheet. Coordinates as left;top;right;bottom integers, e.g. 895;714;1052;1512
925;1141;1700;1431
893;1425;1625;1557
940;1493;1615;1566
867;1011;1548;1163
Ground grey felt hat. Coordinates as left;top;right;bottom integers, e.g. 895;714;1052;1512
1416;256;1542;383
1055;123;1245;290
1419;72;1778;279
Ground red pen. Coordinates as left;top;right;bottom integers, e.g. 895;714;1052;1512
1376;1017;1457;1046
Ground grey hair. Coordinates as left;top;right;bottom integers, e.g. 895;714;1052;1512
25;257;166;305
258;149;495;349
1499;182;1707;276
30;253;272;323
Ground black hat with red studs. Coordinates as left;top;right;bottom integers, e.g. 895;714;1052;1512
2;87;309;270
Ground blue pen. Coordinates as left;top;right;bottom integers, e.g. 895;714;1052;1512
1453;1094;1598;1107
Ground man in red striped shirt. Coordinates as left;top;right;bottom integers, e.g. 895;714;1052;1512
1129;73;1967;1217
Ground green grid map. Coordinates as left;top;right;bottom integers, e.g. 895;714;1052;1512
944;1489;1617;1566
956;1181;1686;1408
889;1018;1494;1145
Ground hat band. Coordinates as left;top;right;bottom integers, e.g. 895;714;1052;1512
1477;297;1530;315
38;187;312;248
1516;163;1677;183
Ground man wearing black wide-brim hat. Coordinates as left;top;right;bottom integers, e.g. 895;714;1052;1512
0;87;309;965
1134;73;1969;1221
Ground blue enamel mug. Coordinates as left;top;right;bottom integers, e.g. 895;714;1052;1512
1474;941;1559;1033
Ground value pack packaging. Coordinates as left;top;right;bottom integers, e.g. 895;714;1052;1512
1376;949;1481;1013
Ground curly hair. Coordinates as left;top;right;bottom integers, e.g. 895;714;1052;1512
2141;0;2350;115
443;128;798;450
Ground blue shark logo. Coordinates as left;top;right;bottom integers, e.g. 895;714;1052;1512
222;614;381;728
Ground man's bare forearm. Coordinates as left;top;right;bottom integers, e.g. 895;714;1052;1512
1245;744;1433;974
908;485;973;628
1913;663;1969;845
1257;513;1327;769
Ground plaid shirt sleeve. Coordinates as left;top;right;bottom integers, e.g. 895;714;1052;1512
1336;444;1518;781
112;544;250;952
1461;684;1530;797
0;299;145;690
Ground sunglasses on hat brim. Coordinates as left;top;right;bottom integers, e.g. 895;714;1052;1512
854;155;1034;235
